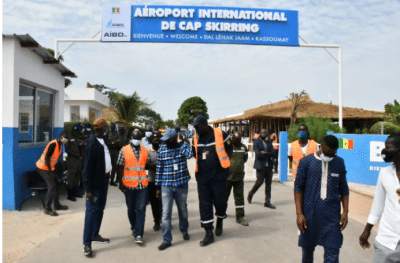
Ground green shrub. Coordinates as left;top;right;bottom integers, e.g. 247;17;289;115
370;122;400;135
288;115;344;143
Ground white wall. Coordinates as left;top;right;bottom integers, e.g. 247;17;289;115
2;37;65;129
64;100;108;122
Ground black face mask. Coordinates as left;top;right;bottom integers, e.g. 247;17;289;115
381;148;399;163
166;141;179;149
152;143;160;151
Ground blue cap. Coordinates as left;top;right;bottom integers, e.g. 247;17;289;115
161;129;178;141
191;115;207;127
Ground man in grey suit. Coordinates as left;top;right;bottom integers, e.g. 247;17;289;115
247;129;277;209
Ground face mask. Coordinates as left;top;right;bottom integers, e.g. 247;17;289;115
61;138;68;144
145;132;152;138
131;139;141;146
320;153;334;163
86;128;91;132
298;131;307;139
381;148;398;163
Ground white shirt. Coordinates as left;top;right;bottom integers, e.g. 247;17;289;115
288;140;309;156
367;163;400;251
96;138;112;174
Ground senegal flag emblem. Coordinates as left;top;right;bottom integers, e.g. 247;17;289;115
338;138;354;149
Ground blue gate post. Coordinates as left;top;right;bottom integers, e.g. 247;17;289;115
279;131;288;182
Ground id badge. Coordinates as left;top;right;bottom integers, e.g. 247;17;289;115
174;164;179;171
202;151;207;160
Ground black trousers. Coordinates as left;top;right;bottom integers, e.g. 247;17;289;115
38;169;61;209
110;152;119;183
148;182;162;224
249;167;273;203
197;179;227;230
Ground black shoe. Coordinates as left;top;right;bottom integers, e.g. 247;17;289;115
183;233;190;240
74;188;84;198
44;209;58;216
158;242;171;250
247;193;253;204
200;230;214;247
54;204;68;210
92;235;110;243
110;182;118;186
83;244;92;257
67;190;77;202
135;236;143;244
264;202;276;209
153;222;160;231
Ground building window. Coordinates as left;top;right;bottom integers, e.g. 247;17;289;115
70;106;80;121
18;84;54;144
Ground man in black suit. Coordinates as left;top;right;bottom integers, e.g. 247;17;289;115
82;118;112;257
247;129;277;209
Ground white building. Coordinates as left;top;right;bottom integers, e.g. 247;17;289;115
64;88;110;122
2;34;76;210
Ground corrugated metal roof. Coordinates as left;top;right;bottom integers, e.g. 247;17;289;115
3;34;77;78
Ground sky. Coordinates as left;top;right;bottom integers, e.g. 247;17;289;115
3;0;400;122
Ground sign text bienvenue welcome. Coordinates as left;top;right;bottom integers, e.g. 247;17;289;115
102;5;299;46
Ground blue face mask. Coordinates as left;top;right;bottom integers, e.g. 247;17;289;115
298;131;307;139
145;132;152;138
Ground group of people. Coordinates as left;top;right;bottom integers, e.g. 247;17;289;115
35;117;400;262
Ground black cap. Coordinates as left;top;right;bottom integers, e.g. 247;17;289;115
191;115;207;126
175;126;181;132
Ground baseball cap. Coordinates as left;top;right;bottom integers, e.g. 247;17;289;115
191;115;207;127
161;129;178;141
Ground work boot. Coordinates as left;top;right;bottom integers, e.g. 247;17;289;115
236;217;249;226
73;187;83;198
215;218;223;236
247;192;253;204
200;229;214;247
67;189;77;202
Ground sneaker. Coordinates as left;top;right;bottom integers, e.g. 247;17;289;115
83;244;92;257
236;218;249;226
158;242;171;251
183;233;190;241
92;235;110;243
135;236;143;244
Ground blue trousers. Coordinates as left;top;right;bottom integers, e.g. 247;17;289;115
83;177;109;245
197;179;227;230
302;247;340;263
161;183;189;244
124;187;148;238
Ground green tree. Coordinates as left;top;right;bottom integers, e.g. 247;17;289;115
112;92;148;126
384;99;400;124
177;96;209;127
288;115;345;143
137;107;163;126
163;120;175;129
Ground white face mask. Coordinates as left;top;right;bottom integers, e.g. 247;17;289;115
86;128;91;132
320;153;334;163
145;131;152;138
61;137;68;144
131;139;141;146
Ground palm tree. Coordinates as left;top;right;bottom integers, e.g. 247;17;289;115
112;92;149;126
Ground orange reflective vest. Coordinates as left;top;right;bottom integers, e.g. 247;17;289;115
36;140;62;171
291;139;317;178
272;133;279;150
122;145;148;188
193;127;230;172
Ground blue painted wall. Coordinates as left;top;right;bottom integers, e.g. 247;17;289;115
333;134;389;186
2;127;65;210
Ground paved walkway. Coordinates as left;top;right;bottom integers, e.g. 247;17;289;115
16;180;376;263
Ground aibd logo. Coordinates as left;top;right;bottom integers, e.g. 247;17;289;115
112;7;120;14
107;19;124;28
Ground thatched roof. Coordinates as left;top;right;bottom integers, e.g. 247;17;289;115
210;95;383;124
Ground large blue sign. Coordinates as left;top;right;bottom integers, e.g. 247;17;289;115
102;5;299;46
